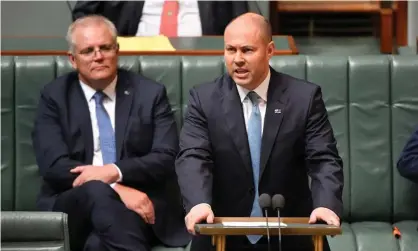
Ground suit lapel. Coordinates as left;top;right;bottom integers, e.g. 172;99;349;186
70;78;94;163
260;69;288;178
220;76;253;175
115;70;134;160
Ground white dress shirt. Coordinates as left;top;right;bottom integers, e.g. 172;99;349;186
136;0;202;37
79;78;122;187
236;70;271;134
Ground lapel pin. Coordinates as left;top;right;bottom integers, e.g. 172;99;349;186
274;109;282;114
124;90;130;95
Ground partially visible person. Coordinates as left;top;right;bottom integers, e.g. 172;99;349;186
32;15;190;251
72;0;249;37
175;13;344;251
397;127;418;183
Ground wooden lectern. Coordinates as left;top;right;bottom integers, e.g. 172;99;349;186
195;217;342;251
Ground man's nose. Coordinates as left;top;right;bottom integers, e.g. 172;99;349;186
233;53;245;65
233;52;243;61
92;49;105;60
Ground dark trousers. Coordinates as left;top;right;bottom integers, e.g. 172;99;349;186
53;180;158;251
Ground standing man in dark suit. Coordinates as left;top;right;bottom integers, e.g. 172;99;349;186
175;13;344;251
32;15;190;251
72;0;249;37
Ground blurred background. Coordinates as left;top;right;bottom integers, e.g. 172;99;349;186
1;0;417;55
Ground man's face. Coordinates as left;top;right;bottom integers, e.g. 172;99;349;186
69;23;119;85
224;24;274;90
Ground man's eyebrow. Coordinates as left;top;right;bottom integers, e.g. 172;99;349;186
225;44;254;48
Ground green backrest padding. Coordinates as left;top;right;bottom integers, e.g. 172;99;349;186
2;55;418;223
14;56;56;210
1;56;15;210
181;56;225;116
390;56;418;221
138;56;182;130
348;56;392;221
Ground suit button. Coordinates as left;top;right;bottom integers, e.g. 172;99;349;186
249;187;255;195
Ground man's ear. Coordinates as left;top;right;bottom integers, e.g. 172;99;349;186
116;43;120;54
68;52;77;70
267;41;275;59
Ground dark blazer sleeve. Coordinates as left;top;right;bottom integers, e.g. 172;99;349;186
72;1;142;36
32;90;84;193
305;87;344;218
115;86;178;187
397;127;418;183
212;1;248;35
175;88;213;213
231;1;249;17
72;1;102;20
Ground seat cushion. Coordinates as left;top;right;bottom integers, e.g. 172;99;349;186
352;221;399;251
1;241;65;251
152;241;191;251
394;220;418;251
328;221;418;251
327;222;356;251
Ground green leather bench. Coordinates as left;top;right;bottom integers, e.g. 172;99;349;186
2;55;418;251
1;211;70;251
397;46;417;55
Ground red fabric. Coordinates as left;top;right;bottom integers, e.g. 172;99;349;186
159;0;179;37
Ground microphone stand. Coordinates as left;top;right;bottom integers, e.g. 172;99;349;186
277;209;282;251
264;208;271;251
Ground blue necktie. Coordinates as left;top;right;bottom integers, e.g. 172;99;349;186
93;91;116;164
246;91;263;244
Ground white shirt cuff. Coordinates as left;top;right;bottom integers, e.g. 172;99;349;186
112;164;123;182
191;203;211;211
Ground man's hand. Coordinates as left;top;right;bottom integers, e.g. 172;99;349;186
114;184;155;224
71;164;119;187
308;207;340;226
185;204;214;235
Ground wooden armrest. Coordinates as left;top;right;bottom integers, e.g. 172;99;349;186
277;1;381;13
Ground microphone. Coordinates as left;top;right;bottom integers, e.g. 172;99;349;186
272;194;285;251
259;193;272;251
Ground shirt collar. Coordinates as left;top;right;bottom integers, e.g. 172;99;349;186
236;69;271;103
79;76;118;102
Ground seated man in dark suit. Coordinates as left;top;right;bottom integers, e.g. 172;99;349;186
72;0;249;36
397;127;418;184
32;15;190;251
175;13;344;251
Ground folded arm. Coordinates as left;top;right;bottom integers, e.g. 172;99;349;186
32;91;84;192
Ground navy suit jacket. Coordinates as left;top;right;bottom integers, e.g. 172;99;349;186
397;127;418;183
32;69;190;246
176;68;344;251
72;1;249;36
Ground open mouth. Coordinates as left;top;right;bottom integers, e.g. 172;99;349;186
234;68;249;78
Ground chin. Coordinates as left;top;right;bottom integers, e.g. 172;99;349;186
233;78;251;87
91;71;113;81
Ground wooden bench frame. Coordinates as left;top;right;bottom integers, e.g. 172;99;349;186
271;1;394;53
